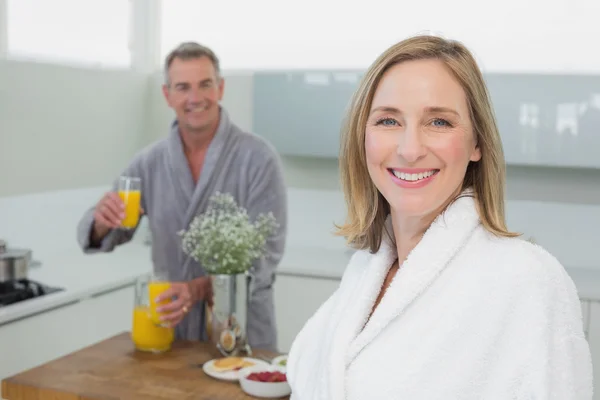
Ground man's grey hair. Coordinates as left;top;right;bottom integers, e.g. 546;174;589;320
163;42;221;86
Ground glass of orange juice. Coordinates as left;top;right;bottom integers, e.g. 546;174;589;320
131;275;174;353
148;273;172;327
117;176;142;230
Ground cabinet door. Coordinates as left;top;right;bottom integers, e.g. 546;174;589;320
582;299;591;340
274;274;340;353
586;301;600;400
0;284;134;381
0;299;87;381
253;72;361;158
81;284;135;341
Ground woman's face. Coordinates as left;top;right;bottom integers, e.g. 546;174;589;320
365;58;481;221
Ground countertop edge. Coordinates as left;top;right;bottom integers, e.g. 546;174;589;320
1;245;598;326
0;274;149;327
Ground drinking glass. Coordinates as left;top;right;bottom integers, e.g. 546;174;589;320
148;272;172;327
131;275;174;353
117;176;141;229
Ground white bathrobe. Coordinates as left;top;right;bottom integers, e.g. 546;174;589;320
287;195;593;400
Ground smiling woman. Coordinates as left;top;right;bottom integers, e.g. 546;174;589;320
365;59;482;228
337;38;510;254
285;34;593;400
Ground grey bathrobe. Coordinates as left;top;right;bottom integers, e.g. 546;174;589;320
76;107;288;351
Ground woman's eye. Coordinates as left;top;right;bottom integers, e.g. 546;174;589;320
432;118;451;127
375;117;398;126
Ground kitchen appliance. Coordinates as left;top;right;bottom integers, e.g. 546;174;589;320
0;279;63;307
0;239;32;282
0;239;63;307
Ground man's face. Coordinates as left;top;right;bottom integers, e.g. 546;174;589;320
162;56;224;134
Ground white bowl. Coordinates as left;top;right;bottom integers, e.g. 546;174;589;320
271;355;288;370
238;364;291;398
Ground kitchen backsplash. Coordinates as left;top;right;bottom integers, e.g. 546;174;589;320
0;187;598;270
0;186;348;263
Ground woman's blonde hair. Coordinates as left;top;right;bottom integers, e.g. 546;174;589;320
336;34;519;253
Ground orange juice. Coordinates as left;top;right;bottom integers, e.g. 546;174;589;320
118;190;141;228
148;281;172;325
131;306;174;352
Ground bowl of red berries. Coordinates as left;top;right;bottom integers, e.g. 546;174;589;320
238;364;290;398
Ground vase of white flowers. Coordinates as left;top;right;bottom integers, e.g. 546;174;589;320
179;192;278;357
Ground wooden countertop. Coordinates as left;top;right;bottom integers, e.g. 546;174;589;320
1;332;289;400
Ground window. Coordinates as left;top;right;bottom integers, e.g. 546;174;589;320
160;0;600;73
7;0;132;68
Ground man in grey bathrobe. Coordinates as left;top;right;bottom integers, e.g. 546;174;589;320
76;42;287;352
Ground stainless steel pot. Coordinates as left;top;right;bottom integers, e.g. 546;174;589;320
0;239;32;282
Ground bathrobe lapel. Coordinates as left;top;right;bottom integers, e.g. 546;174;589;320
323;194;481;400
326;244;396;400
165;108;240;275
347;195;481;363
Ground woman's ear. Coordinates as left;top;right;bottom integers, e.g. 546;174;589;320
470;146;482;162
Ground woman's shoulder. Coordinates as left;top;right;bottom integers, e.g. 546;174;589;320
476;230;588;341
481;231;563;270
475;229;579;300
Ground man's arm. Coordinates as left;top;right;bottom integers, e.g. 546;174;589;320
76;156;147;254
244;148;288;352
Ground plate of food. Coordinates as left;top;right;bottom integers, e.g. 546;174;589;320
271;354;288;368
202;356;271;382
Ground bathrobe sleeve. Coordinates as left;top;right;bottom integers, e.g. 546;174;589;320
243;149;288;352
522;250;593;399
76;154;147;254
527;330;593;399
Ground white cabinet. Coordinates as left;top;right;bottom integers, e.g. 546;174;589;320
253;72;600;169
582;300;591;340
273;274;339;353
0;284;135;381
586;300;600;400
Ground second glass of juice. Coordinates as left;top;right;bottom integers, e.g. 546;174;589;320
117;176;142;229
131;276;174;353
148;273;172;327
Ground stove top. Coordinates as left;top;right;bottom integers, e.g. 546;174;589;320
0;279;64;307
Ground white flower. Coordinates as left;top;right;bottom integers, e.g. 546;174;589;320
178;192;279;275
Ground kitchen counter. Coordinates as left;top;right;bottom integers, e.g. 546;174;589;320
1;240;599;328
0;241;351;327
1;332;286;400
0;242;153;327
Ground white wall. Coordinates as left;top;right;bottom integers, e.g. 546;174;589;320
0;59;149;197
4;61;599;207
2;63;600;269
143;71;600;269
143;71;600;206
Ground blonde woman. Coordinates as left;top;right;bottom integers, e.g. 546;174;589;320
286;35;592;399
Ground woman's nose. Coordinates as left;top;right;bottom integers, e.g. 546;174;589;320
397;126;427;163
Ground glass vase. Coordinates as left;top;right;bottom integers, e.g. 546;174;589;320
205;271;252;357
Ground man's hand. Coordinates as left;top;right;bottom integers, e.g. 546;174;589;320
155;277;213;327
93;192;125;230
90;192;145;245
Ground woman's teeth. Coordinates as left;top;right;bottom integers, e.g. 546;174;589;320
391;170;437;181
